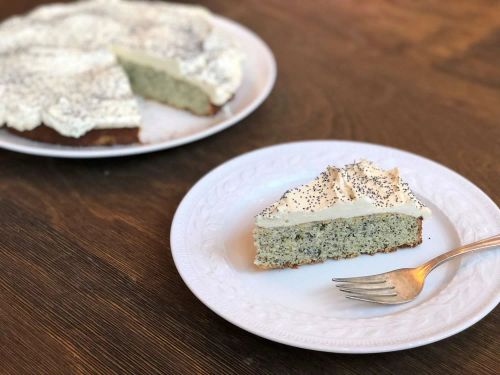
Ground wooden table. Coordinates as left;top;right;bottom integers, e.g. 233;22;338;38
1;1;499;373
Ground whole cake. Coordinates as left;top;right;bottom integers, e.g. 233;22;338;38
253;160;432;269
0;0;243;145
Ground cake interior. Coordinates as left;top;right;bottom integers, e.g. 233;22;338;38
117;56;217;116
253;213;422;269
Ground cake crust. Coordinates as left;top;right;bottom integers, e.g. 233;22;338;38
8;125;140;146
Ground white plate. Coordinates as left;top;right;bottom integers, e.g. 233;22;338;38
171;141;500;353
0;16;276;158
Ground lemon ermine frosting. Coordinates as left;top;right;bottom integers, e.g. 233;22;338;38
256;160;432;228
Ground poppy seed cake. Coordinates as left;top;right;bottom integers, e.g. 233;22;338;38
0;0;243;145
253;160;431;269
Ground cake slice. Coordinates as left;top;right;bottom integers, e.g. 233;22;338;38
253;160;431;269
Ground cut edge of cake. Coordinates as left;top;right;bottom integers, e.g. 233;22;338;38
254;214;423;269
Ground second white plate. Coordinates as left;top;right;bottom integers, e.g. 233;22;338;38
171;141;500;353
0;16;276;158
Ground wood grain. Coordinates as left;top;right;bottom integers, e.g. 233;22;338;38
0;1;499;374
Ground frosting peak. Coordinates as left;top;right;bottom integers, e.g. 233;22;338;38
257;160;431;228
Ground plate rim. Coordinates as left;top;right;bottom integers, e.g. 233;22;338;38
170;140;500;353
0;15;277;159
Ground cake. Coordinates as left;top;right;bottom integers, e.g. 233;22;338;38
0;0;243;145
253;160;432;269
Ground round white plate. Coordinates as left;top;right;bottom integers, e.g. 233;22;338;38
0;16;276;158
171;141;500;353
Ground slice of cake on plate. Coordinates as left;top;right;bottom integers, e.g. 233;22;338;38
0;0;243;145
253;160;431;269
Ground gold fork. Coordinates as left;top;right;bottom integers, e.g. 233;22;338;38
332;234;500;304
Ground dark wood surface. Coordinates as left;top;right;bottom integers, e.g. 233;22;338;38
1;1;499;374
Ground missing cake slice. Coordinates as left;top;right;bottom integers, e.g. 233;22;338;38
253;160;431;269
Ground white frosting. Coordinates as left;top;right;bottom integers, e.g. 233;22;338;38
256;160;432;228
0;0;243;138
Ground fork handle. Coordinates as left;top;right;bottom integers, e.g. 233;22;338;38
421;234;500;275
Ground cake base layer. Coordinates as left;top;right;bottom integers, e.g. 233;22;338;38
8;125;140;146
253;213;423;269
118;58;220;116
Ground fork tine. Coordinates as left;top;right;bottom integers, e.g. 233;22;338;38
345;294;400;304
338;286;395;294
335;283;392;290
332;276;386;284
335;283;394;292
340;289;398;297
